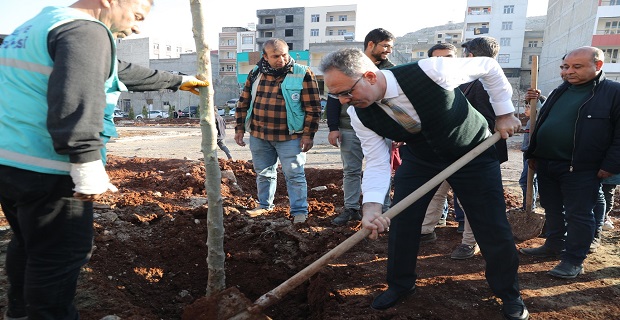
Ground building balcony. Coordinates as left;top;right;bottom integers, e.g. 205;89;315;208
592;34;620;46
256;23;275;30
599;0;620;6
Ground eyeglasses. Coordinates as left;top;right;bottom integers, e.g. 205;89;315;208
327;76;363;99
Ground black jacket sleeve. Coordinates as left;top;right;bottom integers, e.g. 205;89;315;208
47;21;110;163
325;96;342;131
117;60;183;92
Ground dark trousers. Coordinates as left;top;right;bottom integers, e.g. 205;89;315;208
0;165;93;319
217;139;233;159
387;146;521;302
536;159;599;265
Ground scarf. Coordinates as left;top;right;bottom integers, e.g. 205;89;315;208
250;57;295;84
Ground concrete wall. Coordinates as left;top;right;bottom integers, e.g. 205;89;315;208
538;0;598;95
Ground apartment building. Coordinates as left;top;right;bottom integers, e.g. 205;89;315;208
538;0;620;94
256;5;357;51
463;0;529;71
218;26;258;77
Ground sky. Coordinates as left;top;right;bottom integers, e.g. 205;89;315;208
0;0;549;49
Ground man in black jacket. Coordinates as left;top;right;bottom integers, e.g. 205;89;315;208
520;46;620;279
327;28;395;225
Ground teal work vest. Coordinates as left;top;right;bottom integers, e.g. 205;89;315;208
246;64;308;134
0;6;122;175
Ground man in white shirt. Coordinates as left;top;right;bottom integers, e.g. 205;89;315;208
319;48;528;320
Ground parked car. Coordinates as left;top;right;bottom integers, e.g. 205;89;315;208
179;106;198;118
226;99;239;108
135;110;168;120
228;108;236;116
113;109;128;118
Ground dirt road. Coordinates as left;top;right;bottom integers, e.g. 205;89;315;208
108;122;526;184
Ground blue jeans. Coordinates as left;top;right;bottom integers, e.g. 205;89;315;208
249;136;308;216
536;159;599;265
519;153;538;210
0;165;94;319
594;185;605;233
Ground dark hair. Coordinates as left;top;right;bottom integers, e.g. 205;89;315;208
461;36;499;58
363;28;395;50
427;43;457;57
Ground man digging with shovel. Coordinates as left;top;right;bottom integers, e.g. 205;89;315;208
320;48;529;320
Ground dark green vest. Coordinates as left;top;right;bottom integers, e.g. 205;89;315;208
355;63;490;162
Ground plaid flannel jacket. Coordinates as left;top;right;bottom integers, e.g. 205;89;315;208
235;66;321;141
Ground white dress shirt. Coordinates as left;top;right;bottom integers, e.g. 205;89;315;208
348;57;514;204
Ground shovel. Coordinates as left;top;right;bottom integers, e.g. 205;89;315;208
189;132;502;320
506;56;546;240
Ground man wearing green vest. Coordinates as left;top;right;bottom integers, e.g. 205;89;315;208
0;1;208;319
320;48;528;320
234;38;322;224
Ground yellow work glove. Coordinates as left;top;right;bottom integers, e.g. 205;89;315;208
180;76;210;95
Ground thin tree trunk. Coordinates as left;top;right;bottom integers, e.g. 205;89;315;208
189;0;226;296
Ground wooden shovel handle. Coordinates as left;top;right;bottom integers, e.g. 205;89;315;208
525;56;538;213
249;132;502;313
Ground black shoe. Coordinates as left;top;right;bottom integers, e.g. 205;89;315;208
371;286;416;310
420;231;437;243
332;208;362;226
502;297;529;320
457;221;465;233
519;245;562;258
548;260;584;279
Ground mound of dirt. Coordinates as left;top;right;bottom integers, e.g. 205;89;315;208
1;154;619;320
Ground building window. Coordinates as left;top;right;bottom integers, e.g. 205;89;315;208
153;43;159;49
285;15;294;23
337;29;347;35
604;20;620;34
502;22;513;30
242;36;253;45
503;5;514;14
603;48;619;63
498;54;510;63
500;38;511;46
264;31;273;38
166;45;171;51
528;55;533;64
285;29;293;37
227;39;235;46
328;16;334;22
338;15;347;21
287;43;294;50
328;29;334;36
311;14;319;22
226;64;235;71
437;33;443;38
528;41;539;47
417;52;424;58
176;47;182;53
264;18;273;24
310;29;319;37
611;0;620;5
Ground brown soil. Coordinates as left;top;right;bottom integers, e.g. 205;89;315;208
1;124;619;320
